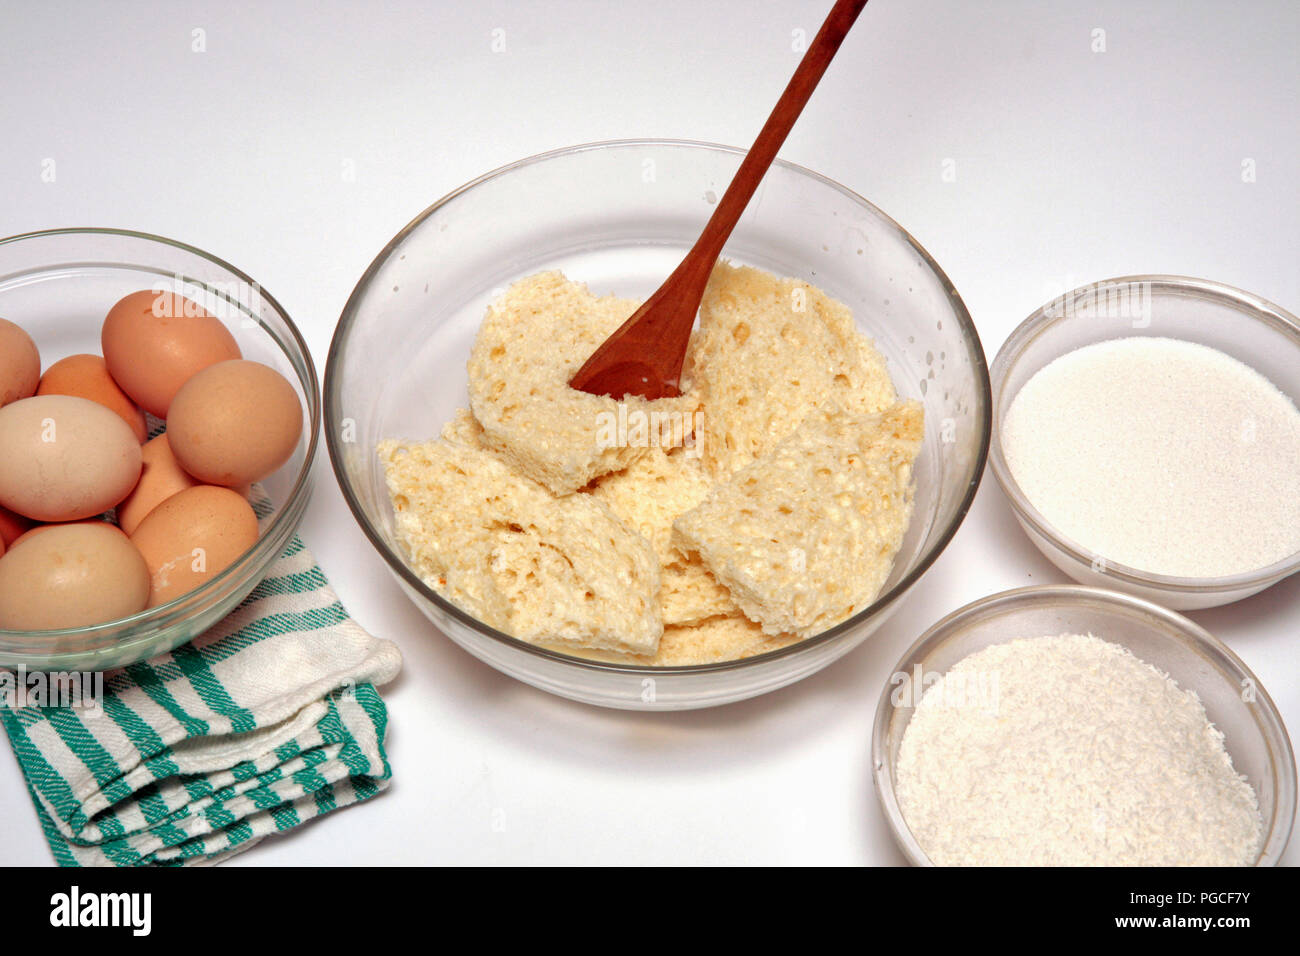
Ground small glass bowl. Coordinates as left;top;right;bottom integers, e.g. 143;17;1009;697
326;139;992;710
872;584;1297;866
989;275;1300;610
0;228;319;671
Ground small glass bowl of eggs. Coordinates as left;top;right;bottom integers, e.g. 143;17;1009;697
0;228;318;671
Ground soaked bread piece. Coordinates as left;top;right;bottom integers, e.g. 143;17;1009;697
468;272;699;495
659;563;737;629
687;260;896;479
588;446;736;626
378;436;662;656
650;615;801;665
545;613;801;667
439;407;488;449
672;401;923;638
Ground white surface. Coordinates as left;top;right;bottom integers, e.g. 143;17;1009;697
1;0;1296;866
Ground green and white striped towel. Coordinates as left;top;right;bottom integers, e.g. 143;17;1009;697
0;537;402;866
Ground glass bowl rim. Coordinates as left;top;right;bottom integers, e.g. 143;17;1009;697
870;582;1298;867
325;137;993;675
988;273;1300;594
0;226;321;656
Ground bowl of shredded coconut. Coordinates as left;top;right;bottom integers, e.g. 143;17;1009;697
872;585;1296;866
989;275;1300;610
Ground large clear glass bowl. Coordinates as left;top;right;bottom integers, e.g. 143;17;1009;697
873;585;1296;866
989;275;1300;610
0;229;319;671
326;139;990;710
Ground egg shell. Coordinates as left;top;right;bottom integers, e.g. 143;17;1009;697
101;290;242;417
116;433;200;534
0;395;143;521
8;518;119;550
0;504;34;548
10;522;63;549
0;318;41;408
0;522;149;629
129;484;259;607
37;353;148;442
167;359;303;488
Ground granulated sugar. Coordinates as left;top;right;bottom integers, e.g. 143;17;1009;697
895;633;1262;866
1002;337;1300;577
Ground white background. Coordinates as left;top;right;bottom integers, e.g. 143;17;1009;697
1;0;1296;866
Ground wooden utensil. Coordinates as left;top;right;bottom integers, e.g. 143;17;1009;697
570;0;870;400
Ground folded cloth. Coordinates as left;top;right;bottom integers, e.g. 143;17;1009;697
0;537;402;866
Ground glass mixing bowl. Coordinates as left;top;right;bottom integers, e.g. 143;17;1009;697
326;139;991;710
0;228;318;671
872;585;1297;866
989;275;1300;610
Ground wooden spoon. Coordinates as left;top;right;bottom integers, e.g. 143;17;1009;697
570;0;870;400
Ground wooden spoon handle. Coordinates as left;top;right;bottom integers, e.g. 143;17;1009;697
569;0;869;400
679;0;870;293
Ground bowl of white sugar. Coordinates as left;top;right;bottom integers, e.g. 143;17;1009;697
988;275;1300;609
872;585;1296;866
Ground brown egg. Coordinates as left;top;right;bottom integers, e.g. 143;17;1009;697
0;395;142;521
0;318;41;407
9;523;55;550
37;353;148;442
116;434;200;534
0;522;149;629
7;518;118;550
101;290;242;417
129;484;259;607
167;360;302;488
0;504;34;548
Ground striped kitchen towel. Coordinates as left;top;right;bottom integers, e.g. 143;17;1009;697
0;537;402;866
